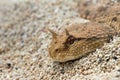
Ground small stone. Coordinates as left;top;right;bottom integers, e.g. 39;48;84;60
97;58;102;64
0;70;2;72
105;57;110;62
112;56;118;60
5;63;11;69
60;68;65;74
117;69;120;72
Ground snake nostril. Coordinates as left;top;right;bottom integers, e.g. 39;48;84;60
112;17;117;21
55;49;59;52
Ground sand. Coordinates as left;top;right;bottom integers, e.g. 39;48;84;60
0;0;120;80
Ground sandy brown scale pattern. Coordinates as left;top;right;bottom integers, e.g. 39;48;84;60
78;1;120;35
48;22;117;62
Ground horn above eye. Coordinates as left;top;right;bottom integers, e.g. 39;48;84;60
47;28;58;39
65;28;70;36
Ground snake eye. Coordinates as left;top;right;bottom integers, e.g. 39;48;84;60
55;41;57;44
66;35;75;45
